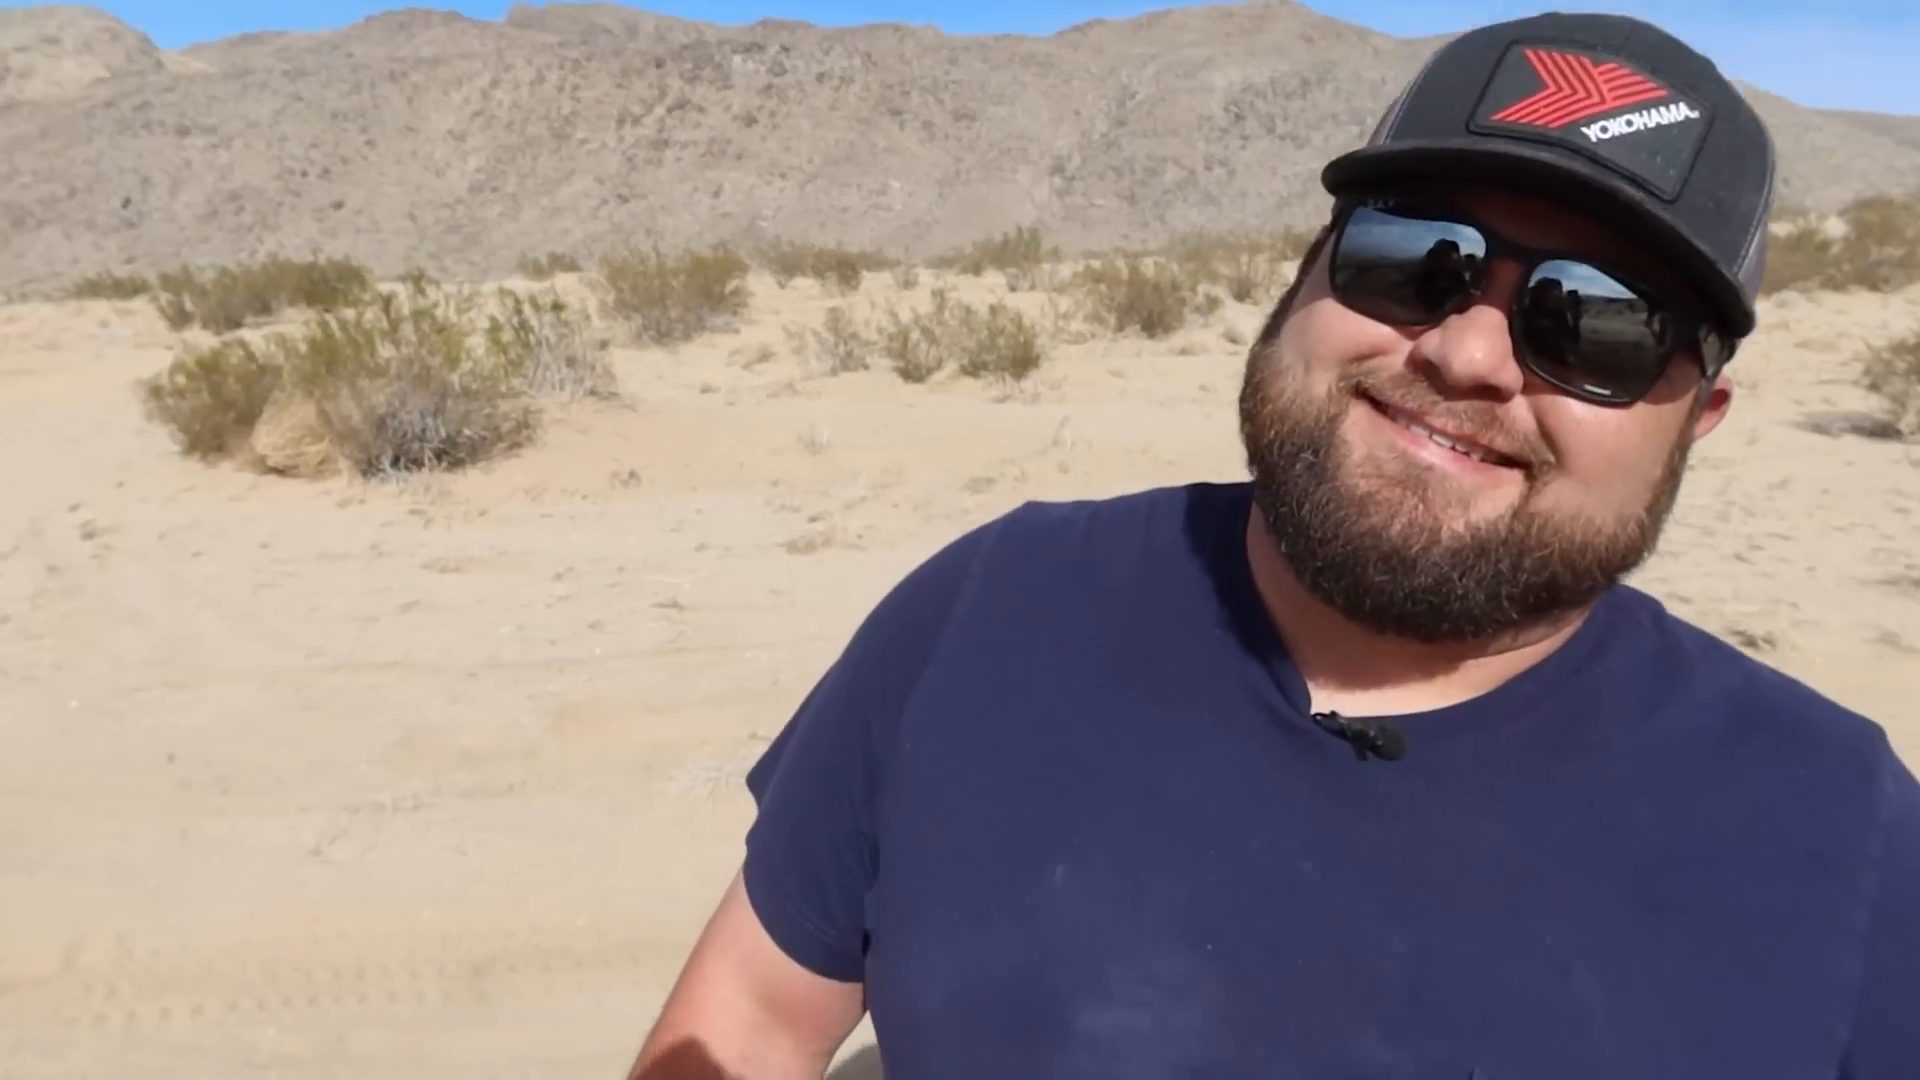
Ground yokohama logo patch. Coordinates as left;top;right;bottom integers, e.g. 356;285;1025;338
1468;41;1713;201
1578;101;1702;142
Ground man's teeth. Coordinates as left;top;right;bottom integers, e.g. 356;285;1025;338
1394;412;1497;464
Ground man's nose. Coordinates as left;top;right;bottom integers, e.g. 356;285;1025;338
1409;258;1530;398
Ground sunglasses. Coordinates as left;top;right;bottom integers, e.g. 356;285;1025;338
1325;196;1734;407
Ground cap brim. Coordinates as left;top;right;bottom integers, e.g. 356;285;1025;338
1321;139;1756;339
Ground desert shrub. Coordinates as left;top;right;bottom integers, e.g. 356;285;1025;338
1762;192;1920;296
756;240;896;294
1161;229;1316;304
517;251;584;280
877;292;957;384
273;283;538;475
1833;194;1920;291
483;288;616;399
955;300;1045;383
1860;330;1920;438
806;305;873;373
804;249;865;295
1070;255;1213;338
890;264;921;290
65;270;153;301
151;255;376;333
877;286;1046;385
137;278;609;477
137;338;282;460
599;244;751;346
1760;223;1840;296
938;226;1057;290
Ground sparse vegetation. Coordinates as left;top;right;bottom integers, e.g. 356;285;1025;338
1763;191;1920;295
938;226;1058;291
137;338;282;460
802;305;874;374
108;194;1920;484
755;240;896;295
138;276;611;478
1859;329;1920;439
955;300;1045;384
877;286;1045;385
150;254;376;334
483;288;618;400
599;244;752;346
517;251;584;280
64;270;153;301
1158;228;1316;304
1069;254;1217;339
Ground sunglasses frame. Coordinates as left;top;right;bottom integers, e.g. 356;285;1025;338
1325;193;1736;408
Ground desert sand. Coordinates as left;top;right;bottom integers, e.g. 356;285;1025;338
1;264;1917;1078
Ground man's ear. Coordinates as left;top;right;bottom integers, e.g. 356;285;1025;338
1690;371;1735;440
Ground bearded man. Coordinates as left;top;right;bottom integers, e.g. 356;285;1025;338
629;11;1920;1080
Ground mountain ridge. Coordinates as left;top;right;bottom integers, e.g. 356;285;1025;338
2;2;1916;294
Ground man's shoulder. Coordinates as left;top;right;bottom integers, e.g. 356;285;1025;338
980;480;1249;558
1608;583;1896;769
876;481;1247;638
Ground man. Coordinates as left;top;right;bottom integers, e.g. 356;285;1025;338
632;11;1919;1079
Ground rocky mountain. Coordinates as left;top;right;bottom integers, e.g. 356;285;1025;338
2;1;1917;294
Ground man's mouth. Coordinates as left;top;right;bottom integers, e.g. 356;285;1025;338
1365;395;1525;469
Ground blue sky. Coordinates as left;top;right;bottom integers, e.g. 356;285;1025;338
10;0;1918;114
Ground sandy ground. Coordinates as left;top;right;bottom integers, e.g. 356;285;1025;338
2;270;1918;1079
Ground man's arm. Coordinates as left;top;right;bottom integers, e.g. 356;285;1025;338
629;872;865;1080
625;515;1003;1079
1840;748;1920;1078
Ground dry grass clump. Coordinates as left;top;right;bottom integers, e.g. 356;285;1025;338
1763;192;1920;295
517;251;584;280
788;305;875;375
755;239;899;294
936;226;1059;290
151;254;376;334
1158;229;1316;304
1068;254;1220;339
599;244;751;346
1859;330;1920;439
63;270;154;301
876;286;1045;385
138;276;612;478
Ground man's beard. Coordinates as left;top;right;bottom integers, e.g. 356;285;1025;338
1237;351;1695;645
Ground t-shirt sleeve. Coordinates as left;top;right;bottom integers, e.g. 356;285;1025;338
1842;748;1920;1079
739;518;1000;983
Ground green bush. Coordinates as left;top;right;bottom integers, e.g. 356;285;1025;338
1070;255;1214;339
599;245;752;346
151;255;376;333
64;270;153;301
137;338;282;460
877;287;1047;385
138;278;612;477
1763;192;1920;295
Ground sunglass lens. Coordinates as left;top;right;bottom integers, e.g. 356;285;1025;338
1517;260;1670;404
1331;204;1485;326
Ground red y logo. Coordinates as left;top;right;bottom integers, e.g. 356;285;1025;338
1488;48;1670;129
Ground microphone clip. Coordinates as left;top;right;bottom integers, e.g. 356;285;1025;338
1311;710;1408;762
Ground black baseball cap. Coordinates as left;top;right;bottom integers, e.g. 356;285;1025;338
1322;12;1776;341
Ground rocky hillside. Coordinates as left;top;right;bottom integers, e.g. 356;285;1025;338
2;1;1917;294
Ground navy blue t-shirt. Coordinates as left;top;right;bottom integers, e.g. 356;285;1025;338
743;481;1920;1079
